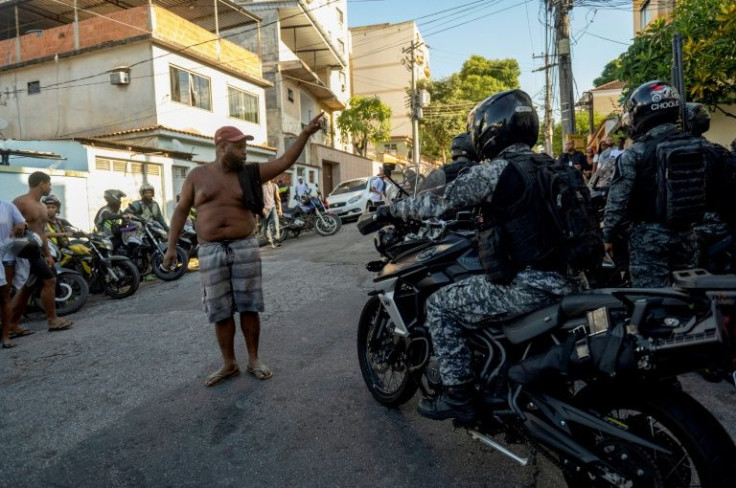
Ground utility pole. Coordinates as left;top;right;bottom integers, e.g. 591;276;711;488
552;0;575;142
533;52;556;155
402;40;425;181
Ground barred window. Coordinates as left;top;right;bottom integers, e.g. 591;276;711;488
170;66;212;111
228;86;259;123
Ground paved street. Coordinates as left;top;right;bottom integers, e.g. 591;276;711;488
2;224;735;488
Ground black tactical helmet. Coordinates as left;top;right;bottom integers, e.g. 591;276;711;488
469;89;538;161
685;102;711;136
450;132;477;161
103;189;126;205
624;80;680;137
42;194;61;208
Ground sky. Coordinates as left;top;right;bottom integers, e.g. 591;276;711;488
347;0;635;118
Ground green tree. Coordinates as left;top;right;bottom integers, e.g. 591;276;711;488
337;96;392;157
593;57;622;87
549;112;608;156
419;56;521;162
609;0;736;117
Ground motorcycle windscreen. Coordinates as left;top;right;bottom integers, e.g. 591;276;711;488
416;168;447;196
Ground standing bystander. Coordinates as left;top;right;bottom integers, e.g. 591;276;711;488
163;114;325;387
1;200;27;348
369;170;386;207
261;179;282;248
11;172;73;331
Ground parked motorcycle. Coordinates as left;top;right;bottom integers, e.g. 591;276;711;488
29;241;90;316
57;230;140;299
115;217;188;281
356;213;736;487
177;218;199;260
277;190;341;241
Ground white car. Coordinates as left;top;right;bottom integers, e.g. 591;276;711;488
326;177;373;221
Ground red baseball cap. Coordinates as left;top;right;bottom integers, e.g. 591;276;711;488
214;126;254;144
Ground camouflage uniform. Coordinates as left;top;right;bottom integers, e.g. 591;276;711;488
602;123;697;288
389;144;574;386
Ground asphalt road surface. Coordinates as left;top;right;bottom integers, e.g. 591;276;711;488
2;223;735;488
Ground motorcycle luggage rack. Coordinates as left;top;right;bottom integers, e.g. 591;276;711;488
672;269;736;290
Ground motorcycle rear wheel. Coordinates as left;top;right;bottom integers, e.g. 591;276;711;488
104;258;140;299
357;296;418;407
152;246;188;281
564;385;736;488
34;272;89;317
314;214;341;236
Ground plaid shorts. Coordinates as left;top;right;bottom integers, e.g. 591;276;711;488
198;237;264;323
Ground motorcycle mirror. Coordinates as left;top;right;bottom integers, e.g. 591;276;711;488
382;163;395;177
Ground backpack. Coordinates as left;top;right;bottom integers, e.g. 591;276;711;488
650;134;707;228
704;142;736;228
530;156;604;272
483;152;603;277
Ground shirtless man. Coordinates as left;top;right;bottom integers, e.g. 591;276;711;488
164;113;324;387
11;171;73;331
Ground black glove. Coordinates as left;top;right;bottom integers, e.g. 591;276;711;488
357;205;395;235
375;205;393;222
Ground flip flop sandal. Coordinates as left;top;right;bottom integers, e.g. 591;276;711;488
204;367;241;387
10;329;36;339
246;364;273;380
48;321;73;331
2;342;17;349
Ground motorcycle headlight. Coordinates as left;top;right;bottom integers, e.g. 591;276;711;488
348;195;361;204
99;238;113;250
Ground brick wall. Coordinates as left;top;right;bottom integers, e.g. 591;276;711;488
0;6;262;81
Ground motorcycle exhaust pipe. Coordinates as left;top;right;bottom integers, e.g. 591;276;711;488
468;430;529;466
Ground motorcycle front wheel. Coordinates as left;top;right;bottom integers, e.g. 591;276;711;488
314;213;341;236
152;246;188;281
357;296;418;407
34;272;89;316
103;258;140;299
564;385;736;488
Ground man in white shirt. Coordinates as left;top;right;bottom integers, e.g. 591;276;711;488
295;177;310;199
1;200;28;349
369;171;386;207
261;179;282;249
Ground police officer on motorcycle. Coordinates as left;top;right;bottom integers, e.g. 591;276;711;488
442;131;478;184
370;90;576;421
94;189;129;236
125;183;169;232
603;80;703;287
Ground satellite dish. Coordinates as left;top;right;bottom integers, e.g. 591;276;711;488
171;138;185;151
0;117;9;130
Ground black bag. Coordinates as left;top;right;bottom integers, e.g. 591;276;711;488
530;156;604;272
705;142;736;227
654;134;707;228
236;163;264;215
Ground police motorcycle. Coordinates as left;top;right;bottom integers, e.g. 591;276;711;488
177;218;198;260
11;236;90;317
115;216;188;281
277;186;341;241
356;206;736;487
56;227;140;299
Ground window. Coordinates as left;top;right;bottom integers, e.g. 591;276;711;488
228;86;260;123
336;8;344;26
640;0;652;31
170;66;212;110
339;71;346;92
288;88;294;103
27;81;40;95
383;143;398;154
338;39;345;54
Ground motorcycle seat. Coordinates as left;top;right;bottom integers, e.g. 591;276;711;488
560;292;623;317
502;304;560;345
672;269;736;290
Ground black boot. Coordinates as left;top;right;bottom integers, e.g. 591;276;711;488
416;383;477;422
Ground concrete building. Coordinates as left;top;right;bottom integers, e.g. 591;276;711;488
0;0;275;224
229;0;374;196
634;0;676;35
350;21;430;163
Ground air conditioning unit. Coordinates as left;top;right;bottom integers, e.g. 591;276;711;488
110;71;130;85
109;66;131;86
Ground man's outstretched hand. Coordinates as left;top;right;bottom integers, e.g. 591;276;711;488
304;112;326;136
